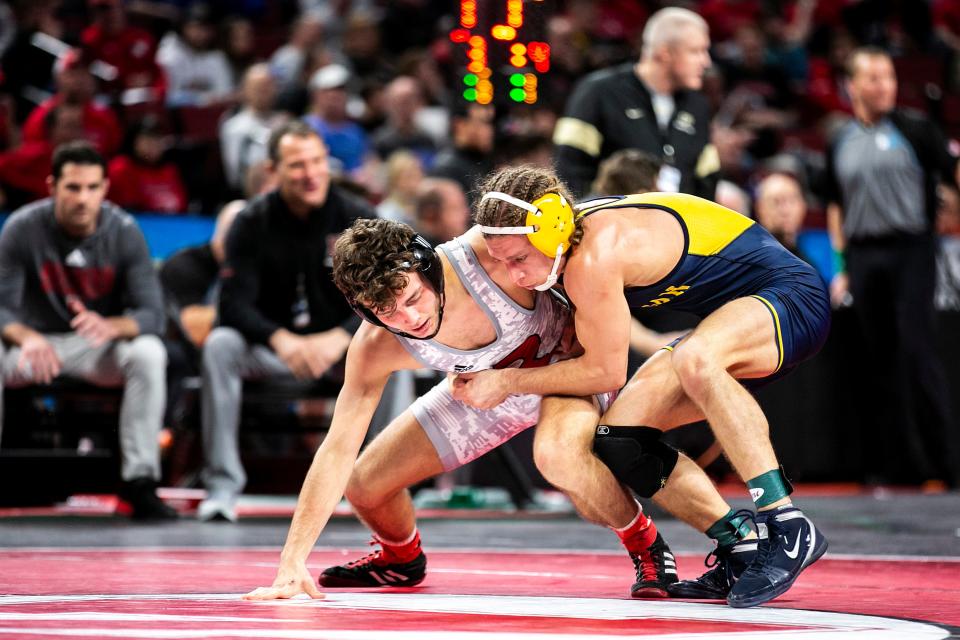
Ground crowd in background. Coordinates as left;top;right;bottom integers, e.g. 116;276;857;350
0;1;957;235
2;0;960;517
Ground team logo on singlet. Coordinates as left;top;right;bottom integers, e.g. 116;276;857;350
642;285;690;308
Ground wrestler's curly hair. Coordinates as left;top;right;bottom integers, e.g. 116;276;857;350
474;165;584;247
333;218;419;314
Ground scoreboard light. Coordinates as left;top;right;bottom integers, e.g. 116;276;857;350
451;0;550;105
460;0;477;28
506;0;523;28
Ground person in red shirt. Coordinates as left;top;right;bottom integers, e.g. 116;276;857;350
107;116;187;214
21;49;122;157
0;103;88;208
80;0;167;105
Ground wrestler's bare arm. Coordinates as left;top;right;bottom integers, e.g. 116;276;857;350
244;323;420;600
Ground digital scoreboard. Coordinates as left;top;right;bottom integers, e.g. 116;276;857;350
449;0;551;106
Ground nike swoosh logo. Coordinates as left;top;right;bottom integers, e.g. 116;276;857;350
783;533;802;559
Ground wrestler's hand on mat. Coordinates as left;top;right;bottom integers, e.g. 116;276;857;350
243;562;324;600
451;370;511;410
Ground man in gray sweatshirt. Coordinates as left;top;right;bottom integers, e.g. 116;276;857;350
0;141;175;520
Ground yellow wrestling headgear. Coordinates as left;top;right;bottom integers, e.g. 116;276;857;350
478;191;574;291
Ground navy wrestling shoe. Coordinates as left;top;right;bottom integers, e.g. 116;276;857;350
630;532;679;598
727;506;828;608
667;539;757;599
319;546;427;588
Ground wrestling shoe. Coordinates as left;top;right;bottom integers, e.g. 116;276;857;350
667;539;757;599
727;506;828;608
319;540;427;588
630;532;679;598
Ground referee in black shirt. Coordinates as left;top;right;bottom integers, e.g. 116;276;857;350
553;7;719;199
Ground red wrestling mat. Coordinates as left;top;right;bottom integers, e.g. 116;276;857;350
0;548;957;638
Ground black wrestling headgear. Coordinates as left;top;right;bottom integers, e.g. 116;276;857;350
351;234;446;340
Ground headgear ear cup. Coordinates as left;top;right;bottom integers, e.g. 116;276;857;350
349;234;445;339
478;191;575;291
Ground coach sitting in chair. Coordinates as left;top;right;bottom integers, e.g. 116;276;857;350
0;141;175;521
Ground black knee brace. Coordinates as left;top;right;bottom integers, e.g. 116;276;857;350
593;425;679;498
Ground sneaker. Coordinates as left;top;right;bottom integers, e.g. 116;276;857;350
197;494;238;522
118;478;179;521
319;543;427;588
667;539;757;599
727;506;828;608
630;532;678;598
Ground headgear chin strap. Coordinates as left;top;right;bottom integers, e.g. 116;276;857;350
478;191;574;291
350;234;446;340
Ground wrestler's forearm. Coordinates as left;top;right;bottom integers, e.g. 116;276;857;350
503;353;625;397
278;390;382;566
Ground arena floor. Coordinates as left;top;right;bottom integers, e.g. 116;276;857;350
1;487;958;639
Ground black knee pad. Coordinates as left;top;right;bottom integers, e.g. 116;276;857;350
593;425;679;498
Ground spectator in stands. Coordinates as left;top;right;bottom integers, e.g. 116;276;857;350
197;120;375;522
826;47;960;487
371;76;436;166
107;115;187;214
220;63;286;194
341;11;394;80
0;103;87;208
269;13;325;95
553;7;719;198
21;49;122;157
80;0;166;106
935;184;960;310
806;28;856;119
716;24;797;160
540;15;587;114
156;2;234;107
223;16;257;86
0;141;175;520
303;63;370;175
0;0;63;123
411;177;470;246
590;148;662;197
162;201;243;350
375;150;424;224
934;0;960;92
430;102;494;200
698;0;763;45
160;200;243;428
754;172;820;271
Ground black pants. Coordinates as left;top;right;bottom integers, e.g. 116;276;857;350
846;235;959;486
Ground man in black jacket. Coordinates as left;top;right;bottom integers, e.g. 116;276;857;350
198;121;375;521
826;47;960;487
553;7;718;199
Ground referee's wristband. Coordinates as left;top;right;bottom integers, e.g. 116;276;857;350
831;248;846;274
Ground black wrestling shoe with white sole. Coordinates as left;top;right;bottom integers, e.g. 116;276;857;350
667;539;757;599
727;506;828;608
319;549;427;588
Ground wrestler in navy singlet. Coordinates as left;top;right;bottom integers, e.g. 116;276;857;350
575;193;831;376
